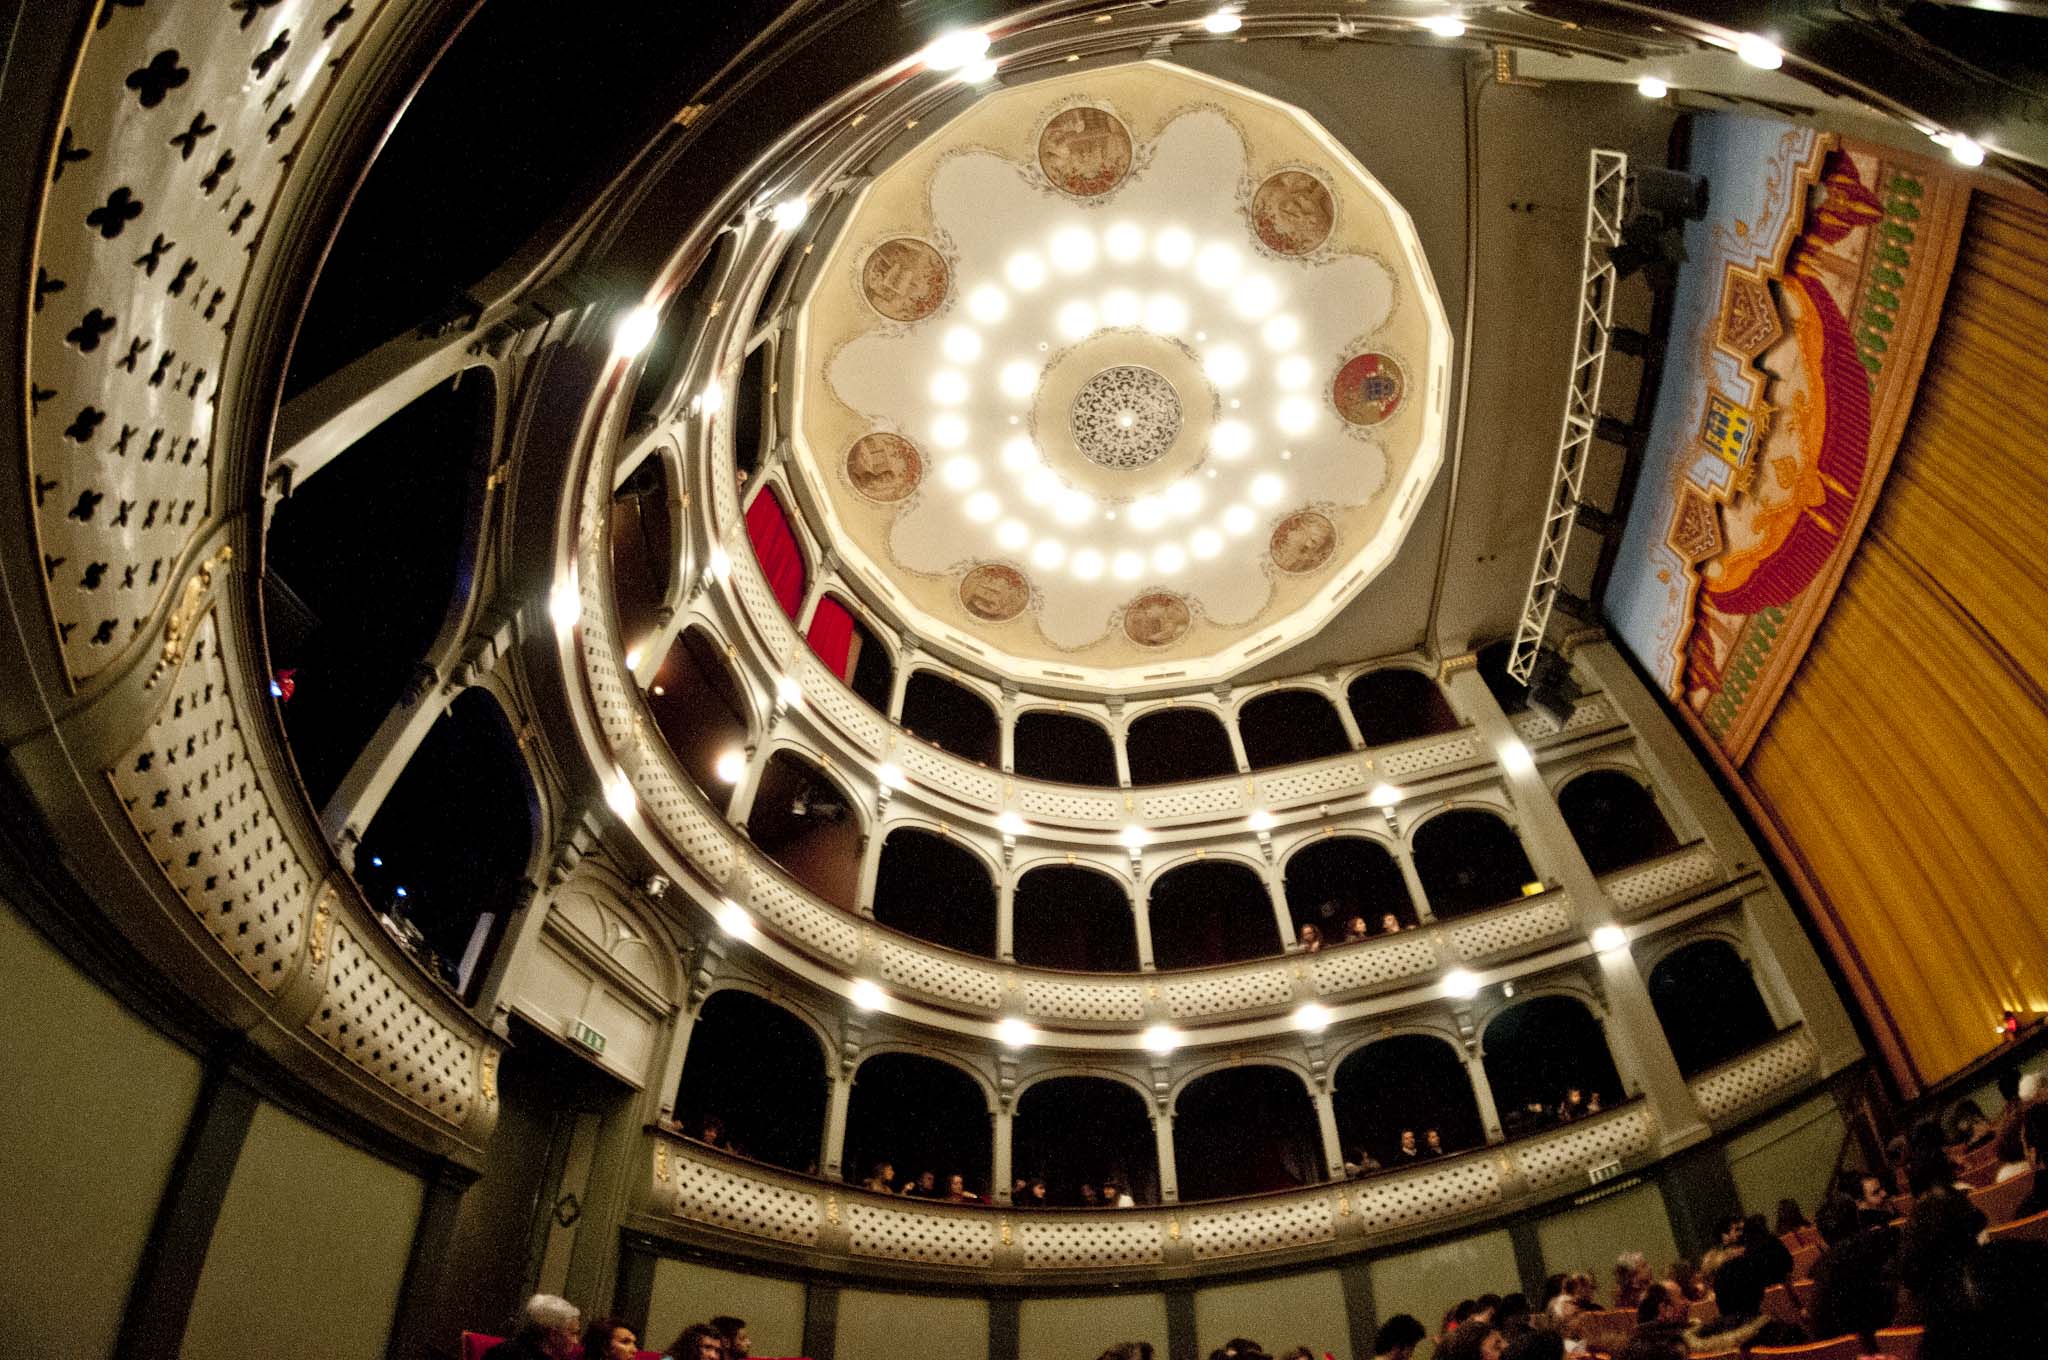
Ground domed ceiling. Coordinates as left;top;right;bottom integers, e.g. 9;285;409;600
790;61;1452;690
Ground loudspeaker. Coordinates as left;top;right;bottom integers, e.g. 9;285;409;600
1527;650;1582;729
1633;167;1709;219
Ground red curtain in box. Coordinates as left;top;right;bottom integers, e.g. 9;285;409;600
745;487;806;618
807;596;856;680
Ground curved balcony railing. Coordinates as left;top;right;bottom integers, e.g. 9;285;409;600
1687;1024;1818;1127
635;1101;1663;1283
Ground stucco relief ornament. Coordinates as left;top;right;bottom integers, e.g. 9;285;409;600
1332;351;1406;426
860;237;950;322
959;563;1032;622
845;432;923;503
1268;509;1338;575
1252;169;1336;256
1122;591;1193;647
1038;106;1135;198
146;544;233;688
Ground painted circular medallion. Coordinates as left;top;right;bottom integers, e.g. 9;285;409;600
958;563;1031;623
1070;365;1183;470
1269;510;1338;574
1331;351;1406;427
860;238;949;323
1252;170;1335;256
844;432;922;503
1038;106;1134;198
1122;591;1193;648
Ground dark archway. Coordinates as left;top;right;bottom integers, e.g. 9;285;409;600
900;672;1000;767
610;452;674;644
1174;1067;1323;1200
873;830;997;957
1126;707;1236;785
1649;940;1779;1076
1483;996;1625;1136
1013;711;1119;787
1476;640;1530;715
674;991;827;1173
1014;1077;1158;1206
1347;669;1462;747
1012;866;1138;972
267;372;494;808
1334;1035;1485;1168
745;751;862;910
646;628;750;811
1558;771;1681;875
1147;862;1281;970
732;336;771;482
1237;690;1351;769
355;689;535;1000
1412;810;1539;919
844;1053;991;1197
1283;838;1416;942
807;594;892;712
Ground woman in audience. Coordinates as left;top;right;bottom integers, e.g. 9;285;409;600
579;1318;638;1360
1632;1282;1689;1345
1344;915;1370;943
1297;923;1323;953
944;1172;979;1203
663;1323;725;1360
861;1161;895;1194
1613;1250;1653;1310
1772;1197;1811;1237
1435;1320;1504;1360
1381;913;1404;934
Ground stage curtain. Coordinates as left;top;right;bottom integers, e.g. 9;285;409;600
1744;193;2048;1089
745;487;806;617
807;596;856;680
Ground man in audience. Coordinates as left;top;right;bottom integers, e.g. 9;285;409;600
1501;1334;1561;1360
1852;1171;1895;1230
1556;1088;1588;1123
1394;1129;1422;1163
1024;1177;1049;1206
900;1169;937;1198
1684;1250;1807;1353
1298;923;1324;952
1631;1281;1689;1345
1372;1314;1426;1360
709;1315;750;1358
1423;1129;1446;1157
663;1323;725;1360
485;1295;581;1360
862;1161;895;1194
1435;1319;1504;1360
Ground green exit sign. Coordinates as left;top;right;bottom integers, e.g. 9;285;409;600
568;1019;608;1055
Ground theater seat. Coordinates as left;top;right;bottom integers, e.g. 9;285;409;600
1968;1169;2034;1226
1874;1324;1924;1359
1751;1337;1860;1359
1989;1206;2048;1242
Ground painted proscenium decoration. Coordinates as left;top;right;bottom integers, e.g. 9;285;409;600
791;61;1451;691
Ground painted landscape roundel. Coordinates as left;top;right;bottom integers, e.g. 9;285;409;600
861;237;949;322
1252;170;1335;256
844;432;922;503
1269;510;1337;574
1038;106;1134;198
959;563;1031;623
1123;592;1193;648
1332;351;1406;426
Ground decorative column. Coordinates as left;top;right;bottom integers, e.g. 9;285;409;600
995;871;1016;962
1131;887;1158;971
320;679;456;846
1222;703;1253;774
1442;654;1709;1149
1312;1084;1347;1181
1462;1044;1506;1145
1390;836;1437;924
1331;684;1367;751
887;643;917;722
1263;860;1300;953
998;687;1018;774
722;741;773;827
853;829;884;920
991;1101;1014;1204
794;572;829;636
654;1003;700;1127
1153;1108;1180;1204
1109;700;1134;788
820;1070;854;1182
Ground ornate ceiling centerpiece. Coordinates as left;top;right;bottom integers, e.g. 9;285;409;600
789;62;1452;690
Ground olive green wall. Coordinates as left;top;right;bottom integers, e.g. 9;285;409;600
1725;1092;1847;1220
0;895;204;1359
837;1288;989;1360
1534;1180;1680;1282
181;1101;424;1360
647;1259;807;1358
1369;1229;1519;1358
1194;1267;1349;1359
1018;1291;1171;1360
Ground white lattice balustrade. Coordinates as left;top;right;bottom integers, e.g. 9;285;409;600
1016;783;1123;823
1352;1157;1504;1235
306;924;476;1125
1378;734;1479;779
1164;966;1295;1019
1691;1030;1816;1124
1311;933;1441;995
874;937;1003;1012
747;867;861;963
1448;898;1574;962
674;1156;822;1246
1018;1217;1166;1269
897;739;1002;807
1023;976;1148;1022
1187;1194;1337;1260
1513;1106;1655;1189
1603;845;1720;914
1137;780;1245;820
1258;756;1365;805
846;1200;996;1266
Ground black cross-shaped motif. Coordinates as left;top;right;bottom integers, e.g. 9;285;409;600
112;424;137;455
85;187;143;239
68;490;103;522
231;0;286;30
169;111;216;159
200;150;234;196
54;128;90;182
81;563;107;590
64;408;105;443
266;104;295;143
150;350;175;386
33;477;58;508
34;267;66;312
227;200;254;235
142;429;164;462
116;337;150;373
96;0;145;29
134;234;173;275
30;385;55;417
252;31;289;79
66;308;117;353
168;259;195;296
124;50;189;109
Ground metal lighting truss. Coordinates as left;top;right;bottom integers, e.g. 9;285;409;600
1507;147;1630;685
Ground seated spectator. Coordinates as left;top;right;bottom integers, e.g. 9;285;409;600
1991;1115;2028;1183
1898;1189;1988;1325
1424;1129;1446;1158
580;1318;638;1360
1501;1333;1562;1360
1666;1260;1707;1303
1298;923;1324;953
1023;1177;1049;1206
664;1323;724;1360
1808;1223;1897;1352
1393;1129;1423;1163
1850;1172;1896;1231
900;1169;937;1198
1344;915;1370;943
1813;1192;1861;1247
2014;1103;2048;1218
1079;1183;1100;1207
1097;1345;1155;1360
1684;1251;1807;1353
1923;1239;2048;1360
1276;1348;1318;1360
1380;913;1404;934
1104;1178;1136;1208
1345;1145;1382;1177
486;1296;581;1360
1536;1274;1568;1315
1552;1273;1597;1318
698;1116;725;1149
1556;1089;1589;1123
1772;1197;1811;1237
1948;1099;1994;1151
1633;1282;1689;1344
861;1161;895;1194
1737;1214;1794;1287
944;1173;978;1203
1373;1314;1427;1360
1209;1338;1270;1360
1585;1091;1603;1115
1436;1320;1504;1360
1613;1250;1653;1310
1700;1214;1746;1278
710;1315;749;1358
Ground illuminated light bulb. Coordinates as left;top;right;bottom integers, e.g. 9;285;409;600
1194;241;1242;288
1293;1002;1331;1032
922;28;990;70
1592;925;1629;953
996;519;1029;550
1152;544;1186;574
960;57;999;83
1101;288;1142;327
1443;968;1482;1000
770;198;809;230
1071;548;1105;580
1203;9;1243;34
1636;75;1669;99
1032;539;1067;569
1204;344;1248;388
1057;299;1098;339
851;978;887;1011
776;674;803;708
942;326;983;363
929;370;969;404
1232;274;1279;318
612;305;660;359
996;1017;1036;1048
999;361;1039;400
1112;550;1144;580
707;546;732;580
965;491;1001;522
1128;496;1165;530
930;414;968;448
996;811;1026;836
1006;252;1048;290
1055;488;1095;524
1250;474;1285;506
1275;396;1317;436
1275;355;1312;388
1105;221;1144;261
1210;420;1251;458
1154;226;1195;268
1421;13;1467;38
698;381;725;416
624;646;643;671
1050;225;1097;273
1223;504;1255;534
968;284;1009;323
1190;528;1222;559
876;762;906;790
1945;134;1986;167
1248;809;1276;832
1024;467;1061;505
549;573;581;633
1144;293;1189;333
1165;481;1202;516
605;770;636;818
942;455;980;489
1499;739;1535;776
716;898;756;939
1262;314;1301;350
1001;434;1038;469
1141;1024;1181;1053
1120;825;1150;849
1734;33;1783;69
714;749;747;783
1367;782;1402;807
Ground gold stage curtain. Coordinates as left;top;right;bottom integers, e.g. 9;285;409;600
1745;192;2048;1090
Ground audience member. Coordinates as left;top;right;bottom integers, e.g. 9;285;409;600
663;1324;724;1360
1105;1179;1136;1208
1807;1223;1897;1351
1771;1197;1810;1236
1991;1114;2028;1182
1380;913;1404;934
944;1173;978;1203
1556;1089;1589;1123
1737;1213;1794;1286
1275;1348;1317;1360
1080;1183;1101;1207
485;1295;581;1360
1208;1337;1270;1360
2011;1103;2048;1218
1666;1259;1707;1303
1345;1146;1382;1177
1298;924;1323;953
1612;1250;1652;1311
1394;1130;1422;1163
1631;1282;1688;1345
1812;1192;1861;1247
1096;1345;1154;1360
1699;1214;1745;1277
1372;1314;1426;1360
1025;1177;1050;1206
1684;1251;1806;1352
1424;1130;1446;1158
862;1161;895;1194
1850;1172;1895;1231
579;1318;638;1360
709;1315;749;1358
1344;915;1370;943
900;1169;938;1198
1897;1189;1988;1325
1435;1321;1503;1360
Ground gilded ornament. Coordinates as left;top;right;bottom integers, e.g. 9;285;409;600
308;883;336;965
146;545;232;689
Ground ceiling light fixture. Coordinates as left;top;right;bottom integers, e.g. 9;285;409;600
1101;288;1142;327
1050;225;1097;273
921;28;990;71
1421;13;1467;39
851;978;888;1011
942;326;983;363
1055;488;1095;524
876;762;906;790
1636;75;1669;99
1141;1024;1182;1053
769;198;809;230
1734;33;1783;69
548;572;581;634
698;381;725;417
623;645;643;672
1119;825;1150;850
1202;9;1242;34
1056;299;1099;339
1112;550;1144;580
1204;344;1249;388
996;811;1027;836
1152;543;1187;573
1071;548;1105;580
1143;293;1189;333
929;370;969;404
1367;782;1402;808
707;546;732;581
931;414;968;447
968;284;1009;323
611;305;660;359
1000;433;1038;467
1499;739;1535;776
964;491;1001;522
942;456;980;489
996;1017;1036;1048
1154;226;1195;268
1248;809;1277;832
1591;925;1629;953
1128;497;1165;531
996;520;1029;549
1105;221;1145;261
1223;505;1255;534
1032;539;1067;569
1165;481;1202;516
1190;529;1222;559
1937;132;1986;167
1250;473;1286;506
999;364;1039;401
1232;274;1279;318
1210;420;1251;458
715;898;756;939
714;749;747;783
605;769;637;818
1195;241;1243;288
1293;1002;1331;1032
1275;396;1317;436
1005;252;1048;290
1443;968;1482;1000
775;674;803;708
1024;467;1061;505
960;57;1000;84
